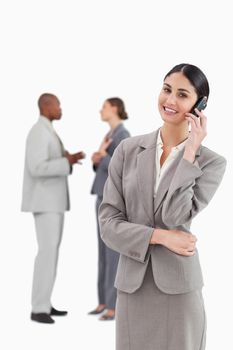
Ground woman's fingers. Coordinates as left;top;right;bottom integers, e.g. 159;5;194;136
200;113;207;131
179;234;197;255
165;230;198;256
185;115;198;130
190;234;197;241
175;248;195;256
185;113;200;129
185;250;196;256
186;109;207;131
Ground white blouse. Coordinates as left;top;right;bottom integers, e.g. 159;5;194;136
154;129;187;195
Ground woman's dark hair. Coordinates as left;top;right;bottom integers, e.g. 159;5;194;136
106;97;128;120
164;63;210;100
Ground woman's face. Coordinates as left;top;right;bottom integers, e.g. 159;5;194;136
100;101;118;121
158;72;198;125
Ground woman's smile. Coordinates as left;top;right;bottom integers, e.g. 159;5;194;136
163;106;178;115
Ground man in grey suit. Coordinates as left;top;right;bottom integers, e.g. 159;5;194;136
21;93;85;324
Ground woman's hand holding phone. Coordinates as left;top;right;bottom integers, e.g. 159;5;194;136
183;107;207;163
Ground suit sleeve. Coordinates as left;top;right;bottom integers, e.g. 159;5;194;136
99;141;154;263
26;128;70;178
161;156;227;226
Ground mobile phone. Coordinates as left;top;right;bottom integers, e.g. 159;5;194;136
191;96;207;117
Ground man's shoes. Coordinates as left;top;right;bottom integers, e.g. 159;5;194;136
50;307;68;316
31;312;55;324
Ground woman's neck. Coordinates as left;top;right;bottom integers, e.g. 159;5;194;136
160;122;189;147
108;118;122;131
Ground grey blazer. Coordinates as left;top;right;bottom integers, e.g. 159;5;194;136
99;128;227;295
91;123;130;196
21;116;71;213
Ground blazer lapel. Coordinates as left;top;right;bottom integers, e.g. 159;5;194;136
136;128;202;221
39;116;65;155
153;145;201;215
136;130;159;224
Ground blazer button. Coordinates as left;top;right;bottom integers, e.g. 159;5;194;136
133;251;140;258
129;250;140;258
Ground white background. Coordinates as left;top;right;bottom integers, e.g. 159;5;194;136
0;1;232;349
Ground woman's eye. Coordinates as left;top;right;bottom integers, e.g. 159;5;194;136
163;88;171;93
178;93;188;98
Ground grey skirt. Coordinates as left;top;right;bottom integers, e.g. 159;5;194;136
116;261;206;350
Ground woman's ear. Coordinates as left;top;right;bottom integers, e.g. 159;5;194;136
112;105;118;116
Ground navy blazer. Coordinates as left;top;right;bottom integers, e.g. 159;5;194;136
91;124;130;196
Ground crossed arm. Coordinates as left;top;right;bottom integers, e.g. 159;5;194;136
99;141;226;263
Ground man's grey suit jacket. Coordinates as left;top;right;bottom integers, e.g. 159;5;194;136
21;116;71;213
99;128;227;294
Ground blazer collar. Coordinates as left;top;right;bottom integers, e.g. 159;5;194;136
39;115;54;130
138;128;201;156
108;123;125;138
138;129;159;149
136;128;201;222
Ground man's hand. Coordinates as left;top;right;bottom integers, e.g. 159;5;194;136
65;151;86;165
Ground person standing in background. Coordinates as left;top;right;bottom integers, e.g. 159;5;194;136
89;97;130;321
21;93;85;324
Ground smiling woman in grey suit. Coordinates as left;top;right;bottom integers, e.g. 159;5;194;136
89;98;130;321
99;64;227;349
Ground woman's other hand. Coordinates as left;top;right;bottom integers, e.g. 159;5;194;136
150;228;197;256
91;152;103;165
98;137;112;156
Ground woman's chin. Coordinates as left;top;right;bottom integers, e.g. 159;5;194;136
161;113;184;125
162;115;178;124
